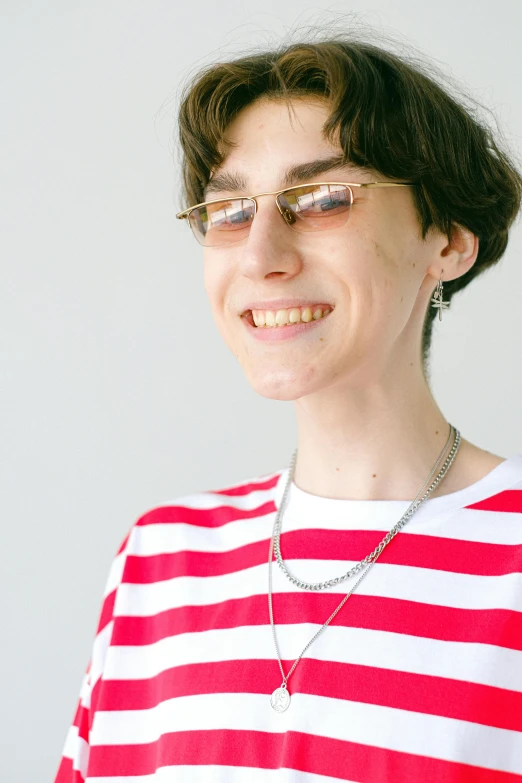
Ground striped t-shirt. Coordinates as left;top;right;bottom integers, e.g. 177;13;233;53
55;454;522;782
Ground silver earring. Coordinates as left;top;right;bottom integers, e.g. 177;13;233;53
431;270;450;321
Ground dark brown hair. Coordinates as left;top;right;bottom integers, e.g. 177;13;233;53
176;30;522;375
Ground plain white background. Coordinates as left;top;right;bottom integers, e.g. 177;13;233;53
1;1;521;780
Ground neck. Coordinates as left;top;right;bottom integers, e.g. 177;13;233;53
292;369;460;502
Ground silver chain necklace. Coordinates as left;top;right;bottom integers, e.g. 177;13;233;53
268;424;461;712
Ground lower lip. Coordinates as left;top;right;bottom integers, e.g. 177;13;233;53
240;311;333;341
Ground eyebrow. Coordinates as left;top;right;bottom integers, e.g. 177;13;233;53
203;156;373;199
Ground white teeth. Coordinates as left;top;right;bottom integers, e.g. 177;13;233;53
252;311;265;327
251;306;332;327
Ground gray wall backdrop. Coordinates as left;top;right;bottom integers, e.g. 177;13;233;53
2;1;521;780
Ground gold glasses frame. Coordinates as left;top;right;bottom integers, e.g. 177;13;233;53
176;180;415;244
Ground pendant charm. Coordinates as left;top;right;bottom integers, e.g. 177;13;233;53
270;684;291;712
431;277;450;321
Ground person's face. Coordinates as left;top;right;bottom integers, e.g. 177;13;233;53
202;97;446;400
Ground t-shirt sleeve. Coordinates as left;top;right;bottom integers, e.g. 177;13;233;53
53;527;132;782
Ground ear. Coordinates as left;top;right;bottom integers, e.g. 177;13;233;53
432;222;479;283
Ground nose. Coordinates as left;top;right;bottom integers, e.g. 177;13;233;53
237;194;304;280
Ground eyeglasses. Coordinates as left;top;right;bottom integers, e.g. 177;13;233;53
176;180;415;247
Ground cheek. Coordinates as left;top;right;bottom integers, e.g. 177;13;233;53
202;256;215;297
321;231;390;298
203;259;226;312
202;260;237;343
367;244;414;320
335;233;410;326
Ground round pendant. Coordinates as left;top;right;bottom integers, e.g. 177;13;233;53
270;686;291;712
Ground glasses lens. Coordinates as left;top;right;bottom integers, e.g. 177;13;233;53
188;198;255;247
278;184;352;232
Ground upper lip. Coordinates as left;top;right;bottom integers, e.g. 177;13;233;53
240;298;334;315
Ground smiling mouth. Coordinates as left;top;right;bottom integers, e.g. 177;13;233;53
242;304;334;328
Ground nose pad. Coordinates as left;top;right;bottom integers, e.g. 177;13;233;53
278;204;297;226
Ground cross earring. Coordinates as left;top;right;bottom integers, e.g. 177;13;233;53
431;271;450;321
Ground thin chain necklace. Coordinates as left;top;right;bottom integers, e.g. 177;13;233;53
268;424;461;712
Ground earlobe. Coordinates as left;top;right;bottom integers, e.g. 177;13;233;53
440;222;479;280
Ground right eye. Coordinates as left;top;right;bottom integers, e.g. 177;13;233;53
209;201;255;230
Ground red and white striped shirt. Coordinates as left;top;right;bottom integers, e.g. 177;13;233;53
55;454;522;781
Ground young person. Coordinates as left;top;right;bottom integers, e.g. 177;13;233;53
55;34;522;782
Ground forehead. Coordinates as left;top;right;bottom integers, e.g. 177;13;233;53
205;98;374;198
227;96;330;135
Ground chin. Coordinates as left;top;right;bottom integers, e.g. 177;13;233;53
243;365;325;401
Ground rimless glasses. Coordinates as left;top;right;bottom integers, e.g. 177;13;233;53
176;180;415;247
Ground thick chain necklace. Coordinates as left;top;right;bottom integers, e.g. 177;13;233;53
268;424;461;712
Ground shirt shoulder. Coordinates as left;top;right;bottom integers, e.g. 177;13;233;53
124;467;285;553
